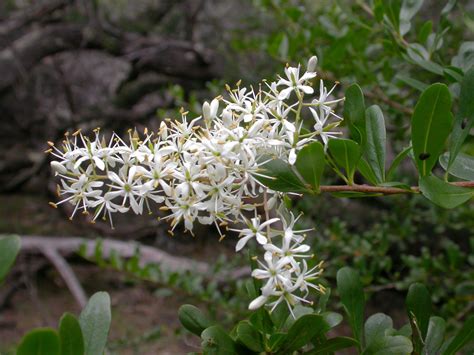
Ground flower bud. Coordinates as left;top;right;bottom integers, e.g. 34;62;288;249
307;55;318;72
202;101;211;121
50;161;67;175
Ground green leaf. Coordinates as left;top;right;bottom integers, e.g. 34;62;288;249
269;333;287;352
321;311;343;330
400;0;424;35
365;105;386;183
344;84;366;146
17;328;60;355
397;74;428;92
358;159;379;185
387;146;412;180
79;292;111;355
448;68;474;168
0;235;20;283
249;308;273;335
59;313;84;355
306;336;358;354
337;267;365;349
328;139;361;184
178;304;211;337
422;316;446;355
442;316;474;355
418;20;433;44
364;313;393;347
363;313;413;355
406;283;432;352
257;158;308;193
295;141;325;192
316;288;331;313
440;152;474;180
201;325;237;354
419;175;473;209
278;314;330;353
411;83;453;176
271;302;289;331
236;320;265;352
283;305;314;330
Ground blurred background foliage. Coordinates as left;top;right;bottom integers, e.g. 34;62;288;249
0;0;473;353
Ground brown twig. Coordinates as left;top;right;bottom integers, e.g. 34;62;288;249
319;181;474;195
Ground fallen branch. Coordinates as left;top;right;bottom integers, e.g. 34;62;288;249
20;235;210;274
40;245;88;308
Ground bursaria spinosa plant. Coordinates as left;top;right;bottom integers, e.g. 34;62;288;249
47;56;343;314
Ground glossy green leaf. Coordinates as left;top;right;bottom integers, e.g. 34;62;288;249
406;283;432;352
442;316;474;355
387;146;412;180
440;152;474;180
0;235;20;282
306;336;358;354
257;158;308;193
448;68;474;168
422;316;446;355
365;105;386;183
295;141;325;192
236;320;265;352
411;83;453;176
344;84;366;146
201;325;236;354
419;175;473;209
178;304;211;336
17;328;60;355
328;139;361;184
337;267;365;349
278;314;329;353
59;313;84;355
79;292;111;355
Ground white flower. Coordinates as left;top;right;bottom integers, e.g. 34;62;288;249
48;58;342;313
277;66;316;100
231;217;280;251
252;252;293;290
107;167;145;214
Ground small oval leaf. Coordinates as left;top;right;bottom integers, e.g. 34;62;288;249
59;313;85;355
17;328;60;355
411;83;453;176
79;292;111;355
178;304;211;336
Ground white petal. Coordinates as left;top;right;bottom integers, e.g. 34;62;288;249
235;234;253;252
248;295;268;310
288;148;297;165
300;85;314;94
256;232;267;245
50;161;67;175
278;87;293;100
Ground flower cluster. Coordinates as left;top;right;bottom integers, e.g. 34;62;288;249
48;56;343;314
